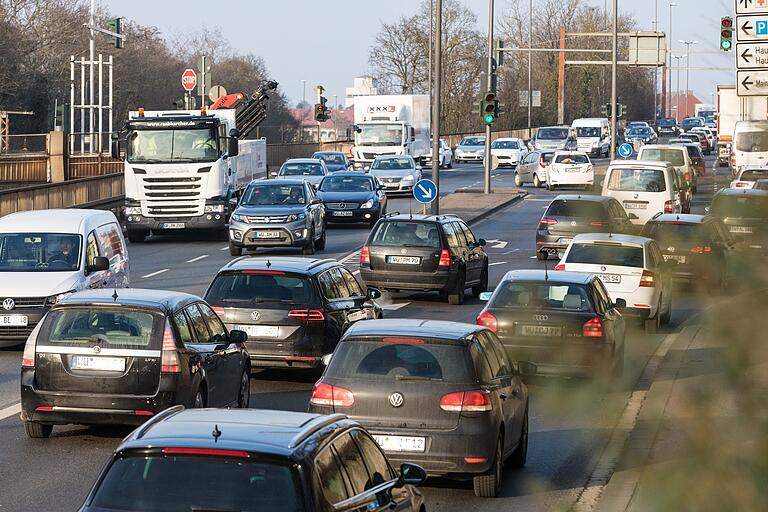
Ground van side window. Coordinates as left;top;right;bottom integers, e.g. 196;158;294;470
85;231;100;267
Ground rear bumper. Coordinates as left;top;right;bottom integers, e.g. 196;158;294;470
548;173;593;186
227;327;329;369
360;268;458;293
536;232;575;253
500;338;617;376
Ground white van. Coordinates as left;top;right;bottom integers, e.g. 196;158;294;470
602;160;683;225
731;120;768;175
571;118;610;157
0;209;130;347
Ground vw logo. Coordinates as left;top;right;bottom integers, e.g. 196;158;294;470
633;193;639;199
400;248;408;254
251;311;261;321
339;203;347;210
2;298;14;311
533;314;548;321
388;392;404;408
93;345;101;354
667;246;676;253
600;266;607;271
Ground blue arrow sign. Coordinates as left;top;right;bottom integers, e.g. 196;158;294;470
413;179;437;203
618;143;634;159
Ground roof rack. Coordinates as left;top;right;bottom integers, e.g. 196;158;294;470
288;413;347;449
383;212;401;218
435;213;460;220
134;405;185;439
307;258;337;270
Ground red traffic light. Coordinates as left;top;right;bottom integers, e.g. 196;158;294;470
721;16;732;28
721;29;732;38
484;92;496;102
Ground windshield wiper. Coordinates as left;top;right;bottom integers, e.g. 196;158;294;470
395;375;441;381
130;158;163;163
255;299;298;305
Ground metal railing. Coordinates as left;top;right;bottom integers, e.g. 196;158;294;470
0;173;124;216
68;131;113;156
0;133;48;155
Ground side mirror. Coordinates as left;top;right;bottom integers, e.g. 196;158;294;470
517;361;538;376
366;287;382;300
313;183;320;191
229;329;247;344
395;463;427;488
270;171;278;177
110;132;120;160
86;256;109;273
479;292;493;301
321;353;333;366
613;298;627;308
415;165;423;171
228;137;239;157
364;166;370;171
229;128;241;138
477;238;487;246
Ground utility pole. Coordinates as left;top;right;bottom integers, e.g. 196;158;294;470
672;54;684;122
527;0;532;139
667;2;676;117
89;0;95;153
653;0;658;120
484;0;494;194
301;80;306;106
610;0;617;159
679;40;697;119
430;0;443;214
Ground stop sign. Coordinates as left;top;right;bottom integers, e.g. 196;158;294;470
181;68;197;92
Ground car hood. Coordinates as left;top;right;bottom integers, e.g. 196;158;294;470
317;191;375;202
234;205;307;217
370;169;417;178
491;148;522;156
1;271;81;298
457;145;485;152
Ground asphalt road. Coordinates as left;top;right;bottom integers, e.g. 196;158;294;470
0;154;723;512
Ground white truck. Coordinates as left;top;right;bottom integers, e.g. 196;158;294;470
351;94;430;168
694;103;716;119
716;86;768;167
113;109;266;242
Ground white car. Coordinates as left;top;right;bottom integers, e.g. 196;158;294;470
730;165;768;189
545;151;593;190
555;233;672;333
487;137;527;168
274;158;329;187
691;127;716;152
423;139;453;168
368;155;422;193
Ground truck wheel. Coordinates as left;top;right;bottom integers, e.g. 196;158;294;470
229;243;242;257
127;231;147;243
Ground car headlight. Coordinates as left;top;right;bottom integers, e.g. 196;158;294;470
204;204;225;213
45;290;75;306
124;206;141;215
231;213;247;223
360;199;374;209
286;213;307;222
401;175;415;183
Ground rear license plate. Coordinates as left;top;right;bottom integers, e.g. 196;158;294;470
520;325;562;337
558;238;573;245
623;202;647;209
730;226;753;233
332;211;354;217
71;356;125;372
566;166;580;172
256;231;282;239
0;315;28;326
238;325;279;338
159;222;185;229
596;273;621;283
663;254;686;263
373;435;426;453
387;256;421;265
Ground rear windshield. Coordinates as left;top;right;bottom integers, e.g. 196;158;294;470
735;131;768;152
739;169;768;181
684;146;701;159
542;152;555;164
711;194;768;218
554;154;589;164
44;308;161;349
642;222;703;242
545;200;606;219
314;152;345;164
328;340;474;381
640;148;685;167
490;282;594;312
538;127;568;140
280;163;324;176
206;272;315;307
607;168;667;192
566;242;645;268
90;455;301;512
370;221;440;248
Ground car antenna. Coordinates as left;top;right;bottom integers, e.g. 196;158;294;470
112;290;118;302
544;259;549;281
212;424;222;443
266;259;271;268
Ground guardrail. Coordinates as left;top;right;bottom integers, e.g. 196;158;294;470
68;154;123;178
0;153;49;183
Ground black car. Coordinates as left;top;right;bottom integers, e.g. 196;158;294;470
317;172;387;227
205;257;382;370
708;188;768;253
625;127;658;145
360;214;489;305
476;270;626;377
536;195;634;260
312;151;352;172
20;289;250;438
309;319;529;498
656;118;680;137
79;408;427;512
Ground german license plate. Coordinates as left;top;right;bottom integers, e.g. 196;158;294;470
159;222;185;229
373;435;426;453
238;325;279;338
256;231;282;239
333;211;353;217
71;356;125;372
730;226;752;233
623;202;647;209
387;256;420;265
0;315;28;326
596;273;621;283
663;254;686;263
520;325;562;337
566;166;580;172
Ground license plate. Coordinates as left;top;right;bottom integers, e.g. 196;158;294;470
596;273;621;283
71;356;125;372
333;210;354;217
730;226;753;233
387;256;421;265
160;222;185;229
520;325;562;337
559;238;573;245
256;231;282;239
0;315;28;326
623;202;647;209
663;254;686;263
347;310;369;322
238;325;279;338
566;166;581;172
373;435;426;453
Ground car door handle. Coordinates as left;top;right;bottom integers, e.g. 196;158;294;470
499;393;508;400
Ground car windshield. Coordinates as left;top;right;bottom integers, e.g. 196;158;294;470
607;168;667;192
739;169;768;181
680;134;700;143
490;282;595;312
127;128;218;163
682;118;703;128
659;119;676;127
206;272;314;306
711;194;768;218
327;340;474;381
643;222;703;242
492;140;519;149
240;184;306;206
356;123;403;146
545;200;606;218
566;243;645;268
576;127;601;137
0;233;82;272
460;137;484;146
313;153;345;164
89;455;301;512
735;131;768;152
319;176;373;192
641;148;685;167
371;158;413;170
44;308;161;349
371;221;440;248
538;128;569;140
627;128;651;137
280;163;324;176
555;154;589;164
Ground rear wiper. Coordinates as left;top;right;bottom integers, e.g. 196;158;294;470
255;299;298;305
402;244;432;248
395;374;441;381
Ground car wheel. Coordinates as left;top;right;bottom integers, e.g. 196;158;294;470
192;389;205;408
533;174;542;188
448;271;466;305
547;182;555;191
127;231;147;243
314;226;326;250
24;421;53;439
229;243;243;257
237;370;250;408
659;294;672;325
302;228;316;255
645;306;660;334
473;436;503;498
514;172;523;187
536;251;548;261
472;264;489;298
447;158;453;169
509;406;528;467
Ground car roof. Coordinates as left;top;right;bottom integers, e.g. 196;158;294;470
248;178;309;187
0;208;115;234
321;171;372;179
374;154;412;160
550;194;612;204
345;318;482;341
119;407;352;458
609;159;671;169
378;213;461;223
313;151;343;155
715;187;768;197
739;165;768;171
572;233;652;246
639;144;686;150
501;269;594;285
283;158;322;164
219;256;338;274
57;288;200;312
648;213;706;224
553;151;589;155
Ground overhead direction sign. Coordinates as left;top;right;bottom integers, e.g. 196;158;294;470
737;0;768;16
736;14;768;41
737;42;768;68
413;179;437;203
737;69;768;95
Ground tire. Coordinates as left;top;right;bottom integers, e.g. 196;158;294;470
448;271;466;305
314;227;326;251
536;251;548;261
302;228;316;255
447;158;453;169
645;307;660;334
659;294;672;325
514;172;523;187
229;243;243;257
547;183;555;191
127;231;146;243
237;370;251;408
472;264;489;298
473;437;503;498
533;174;542;188
192;389;205;408
24;421;52;439
509;408;528;467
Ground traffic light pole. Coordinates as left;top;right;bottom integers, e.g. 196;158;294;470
610;0;617;159
430;0;443;215
483;0;494;195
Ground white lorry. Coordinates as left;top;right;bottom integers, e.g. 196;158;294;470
716;86;768;167
113;109;266;242
694;103;716;119
351;95;430;169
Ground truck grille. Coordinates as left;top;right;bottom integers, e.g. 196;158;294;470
325;202;360;210
363;152;396;159
142;177;203;217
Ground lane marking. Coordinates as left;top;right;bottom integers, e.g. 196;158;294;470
220;246;229;251
489;261;508;266
0;402;20;421
381;302;410;310
141;269;169;279
186;255;209;263
503;248;520;255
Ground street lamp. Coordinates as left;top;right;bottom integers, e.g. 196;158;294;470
301;79;306;106
679;40;698;119
668;2;676;117
671;54;685;122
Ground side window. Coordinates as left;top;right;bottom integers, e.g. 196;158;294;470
611;201;627;221
351;429;394;482
482;331;511;378
443;223;461;249
186;304;210;342
330;268;352;298
459;222;476;245
451;222;468;246
469;338;493;384
314;446;349;507
95;223;125;264
85;231;100;266
476;333;503;379
318;271;342;300
590;283;607;314
332;433;371;495
339;268;364;297
173;311;194;344
198;303;227;343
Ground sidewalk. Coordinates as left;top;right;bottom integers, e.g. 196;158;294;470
439;187;526;224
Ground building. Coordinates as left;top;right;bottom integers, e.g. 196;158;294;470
344;77;379;108
287;107;354;143
666;90;703;121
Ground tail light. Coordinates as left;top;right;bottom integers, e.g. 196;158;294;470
582;317;604;337
540;217;558;225
664;200;673;213
734;181;750;188
639;270;656;287
360;245;370;265
475;311;498;332
382;337;424;344
690;246;712;254
21;337;36;368
162;447;251;458
161;320;181;373
590;221;609;227
438;249;452;267
539;157;546;168
554;263;565;271
684;173;691;182
211;306;225;317
288;309;326;321
310;383;355;407
584;165;593;173
440;390;492;412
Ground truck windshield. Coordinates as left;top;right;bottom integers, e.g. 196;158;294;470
0;233;82;272
127;128;218;163
356;124;403;146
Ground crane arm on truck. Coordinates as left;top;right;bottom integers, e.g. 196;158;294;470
210;80;278;139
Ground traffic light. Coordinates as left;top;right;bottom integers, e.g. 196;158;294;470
106;18;123;48
481;91;498;124
600;103;609;116
314;96;329;122
720;16;733;52
617;103;626;118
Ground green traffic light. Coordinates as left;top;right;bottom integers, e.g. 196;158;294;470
484;114;494;123
721;40;731;50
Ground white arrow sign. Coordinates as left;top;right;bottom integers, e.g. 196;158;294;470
736;42;768;68
736;14;768;41
484;239;509;249
417;183;433;199
737;0;768;16
737;69;768;96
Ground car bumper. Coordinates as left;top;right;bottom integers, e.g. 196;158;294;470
325;208;380;223
536;233;576;253
360;268;459;293
499;337;617;376
229;220;311;248
379;182;415;193
0;307;47;346
547;173;593;186
455;153;484;161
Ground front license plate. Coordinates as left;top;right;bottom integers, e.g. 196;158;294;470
332;210;354;217
238;325;279;338
0;315;28;326
596;273;621;283
520;325;562;337
160;222;185;229
663;254;686;263
387;256;421;265
256;231;282;239
373;435;426;453
71;356;125;372
730;226;753;233
623;202;647;210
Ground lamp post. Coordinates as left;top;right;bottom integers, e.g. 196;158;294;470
668;2;676;117
672;54;685;122
679;40;698;119
301;80;306;106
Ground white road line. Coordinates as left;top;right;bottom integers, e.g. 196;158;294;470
142;269;169;279
381;302;410;310
489;261;508;266
0;402;20;421
186;255;209;263
220;246;229;251
503;248;520;255
529;255;538;259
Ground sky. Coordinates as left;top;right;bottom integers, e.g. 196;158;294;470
101;0;735;108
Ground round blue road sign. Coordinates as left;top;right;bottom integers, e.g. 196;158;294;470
413;179;437;204
618;143;634;158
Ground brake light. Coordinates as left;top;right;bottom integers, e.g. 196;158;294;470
35;406;54;411
690;246;712;254
360;245;370;265
21;335;36;368
439;390;492;412
684;173;691;182
475;311;498;332
540;217;558;225
162;447;251;458
539;157;546;168
734;181;750;188
438;249;452;267
134;410;154;416
639;270;656;287
590;221;609;227
160;320;181;373
241;270;286;275
310;383;355;407
211;306;225;317
382;337;424;344
582;317;604;337
554;263;565;271
664;200;673;213
288;309;326;321
585;165;593;173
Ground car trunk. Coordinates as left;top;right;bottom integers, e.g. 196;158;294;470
368;221;442;272
542;201;609;238
563;242;646;294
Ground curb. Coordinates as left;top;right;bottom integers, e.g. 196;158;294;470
462;191;529;226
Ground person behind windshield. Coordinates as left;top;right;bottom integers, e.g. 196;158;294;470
48;236;79;268
283;187;305;204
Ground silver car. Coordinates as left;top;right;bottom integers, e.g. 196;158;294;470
454;136;486;162
273;158;329;187
368;155;423;193
517;150;556;188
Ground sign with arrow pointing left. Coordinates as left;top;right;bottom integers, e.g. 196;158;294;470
736;42;768;68
736;14;768;41
736;69;768;96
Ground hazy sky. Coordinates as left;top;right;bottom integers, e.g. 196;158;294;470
101;0;735;107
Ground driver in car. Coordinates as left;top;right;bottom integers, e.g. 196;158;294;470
48;237;79;268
